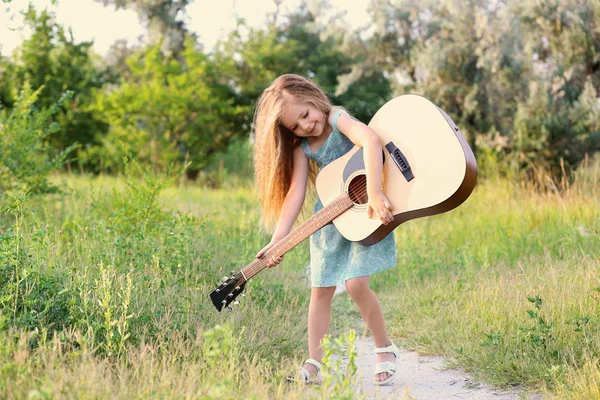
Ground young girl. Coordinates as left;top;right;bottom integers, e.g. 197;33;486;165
252;74;399;385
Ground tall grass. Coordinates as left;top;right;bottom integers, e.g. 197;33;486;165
376;160;599;398
0;167;357;399
0;158;598;398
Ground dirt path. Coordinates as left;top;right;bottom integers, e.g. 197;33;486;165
326;283;540;399
300;277;541;399
348;336;541;400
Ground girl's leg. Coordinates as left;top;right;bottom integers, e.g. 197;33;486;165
303;286;337;374
345;276;395;382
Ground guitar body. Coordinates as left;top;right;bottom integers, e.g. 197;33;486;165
316;94;478;245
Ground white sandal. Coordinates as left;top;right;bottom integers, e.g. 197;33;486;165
286;358;322;384
373;341;400;385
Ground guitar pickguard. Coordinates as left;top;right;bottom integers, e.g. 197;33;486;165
342;148;364;181
342;148;387;181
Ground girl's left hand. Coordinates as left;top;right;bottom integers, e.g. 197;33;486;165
367;191;394;225
256;241;284;268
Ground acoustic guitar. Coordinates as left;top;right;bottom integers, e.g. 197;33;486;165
210;94;477;311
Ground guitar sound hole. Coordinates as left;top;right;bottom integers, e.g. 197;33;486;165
348;175;368;205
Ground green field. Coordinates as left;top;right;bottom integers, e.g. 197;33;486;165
0;163;598;399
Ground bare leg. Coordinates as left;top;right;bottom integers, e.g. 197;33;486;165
303;286;336;375
345;276;395;382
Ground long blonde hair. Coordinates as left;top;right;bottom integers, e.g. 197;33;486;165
252;74;333;230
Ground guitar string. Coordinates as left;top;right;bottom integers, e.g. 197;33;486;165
224;165;408;287
217;193;353;306
247;192;353;274
216;164;415;307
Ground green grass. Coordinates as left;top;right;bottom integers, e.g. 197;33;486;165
377;175;599;398
0;162;598;398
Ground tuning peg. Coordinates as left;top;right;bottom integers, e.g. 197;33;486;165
222;276;228;282
226;306;233;312
230;270;235;275
233;300;240;305
235;286;241;290
241;293;246;297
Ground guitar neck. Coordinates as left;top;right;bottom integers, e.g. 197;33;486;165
240;192;354;281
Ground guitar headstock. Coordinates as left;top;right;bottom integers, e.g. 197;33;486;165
210;272;247;312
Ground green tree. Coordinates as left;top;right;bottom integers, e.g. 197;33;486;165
215;3;392;126
365;0;599;180
509;0;600;177
366;0;526;149
0;83;75;200
0;55;15;108
86;40;243;175
1;6;109;167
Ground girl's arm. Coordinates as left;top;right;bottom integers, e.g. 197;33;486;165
256;145;309;267
334;112;394;225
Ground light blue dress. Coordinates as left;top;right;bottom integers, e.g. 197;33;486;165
301;110;397;287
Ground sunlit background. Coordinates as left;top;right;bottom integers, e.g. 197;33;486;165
1;0;370;55
0;1;599;399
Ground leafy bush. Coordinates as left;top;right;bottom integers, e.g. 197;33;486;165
84;42;244;175
0;83;75;202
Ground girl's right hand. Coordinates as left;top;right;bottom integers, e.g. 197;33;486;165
367;190;394;225
256;242;284;268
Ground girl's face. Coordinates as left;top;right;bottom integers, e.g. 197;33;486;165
281;101;326;138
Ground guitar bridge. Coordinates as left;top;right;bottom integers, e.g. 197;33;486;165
385;142;414;182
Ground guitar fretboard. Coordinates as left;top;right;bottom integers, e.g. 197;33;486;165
241;192;354;280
